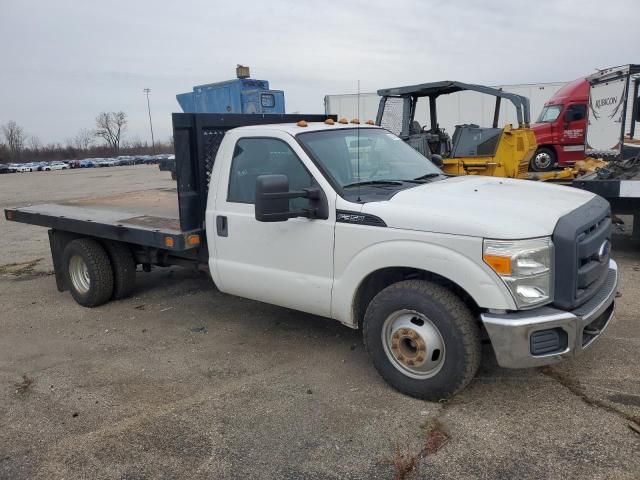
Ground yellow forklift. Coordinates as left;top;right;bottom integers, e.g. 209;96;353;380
375;81;536;178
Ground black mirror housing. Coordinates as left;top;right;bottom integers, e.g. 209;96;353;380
254;174;329;222
255;175;291;222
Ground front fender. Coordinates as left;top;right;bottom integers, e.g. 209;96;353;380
331;237;516;327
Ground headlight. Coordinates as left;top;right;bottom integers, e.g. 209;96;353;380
483;237;554;309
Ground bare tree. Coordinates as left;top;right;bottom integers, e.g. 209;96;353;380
94;111;127;153
1;121;26;159
28;135;42;152
74;128;94;151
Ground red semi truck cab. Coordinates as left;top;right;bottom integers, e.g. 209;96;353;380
530;78;589;171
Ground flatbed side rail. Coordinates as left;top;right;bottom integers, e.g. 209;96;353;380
171;113;336;232
4;208;201;251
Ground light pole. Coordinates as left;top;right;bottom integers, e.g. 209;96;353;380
143;88;156;154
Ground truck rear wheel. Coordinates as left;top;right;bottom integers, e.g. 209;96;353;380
363;280;481;400
63;238;114;307
530;147;556;172
103;240;136;300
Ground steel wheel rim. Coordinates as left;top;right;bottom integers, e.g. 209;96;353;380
534;152;552;170
381;309;446;379
69;255;90;294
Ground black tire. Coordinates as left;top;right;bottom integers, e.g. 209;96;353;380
103;240;137;300
529;147;556;172
171;172;177;181
363;280;481;401
63;238;114;307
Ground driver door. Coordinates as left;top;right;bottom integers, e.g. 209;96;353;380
209;131;336;317
561;104;587;161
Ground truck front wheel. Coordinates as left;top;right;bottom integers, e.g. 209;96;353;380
530;147;556;172
63;238;114;307
363;280;481;400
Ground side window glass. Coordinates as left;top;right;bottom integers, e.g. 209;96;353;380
228;138;314;209
568;104;586;121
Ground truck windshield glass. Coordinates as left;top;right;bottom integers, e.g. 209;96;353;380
536;105;562;123
296;128;442;189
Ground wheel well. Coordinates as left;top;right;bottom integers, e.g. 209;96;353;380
352;267;480;329
535;145;558;157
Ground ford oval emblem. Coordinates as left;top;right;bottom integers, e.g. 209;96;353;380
598;240;611;263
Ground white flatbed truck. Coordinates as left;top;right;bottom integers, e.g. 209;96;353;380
5;113;618;400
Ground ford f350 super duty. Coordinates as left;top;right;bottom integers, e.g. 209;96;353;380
4;113;618;400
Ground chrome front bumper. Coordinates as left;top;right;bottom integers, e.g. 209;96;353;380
481;260;618;369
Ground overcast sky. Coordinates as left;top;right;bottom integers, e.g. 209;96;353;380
1;0;638;146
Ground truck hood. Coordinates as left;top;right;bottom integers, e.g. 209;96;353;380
361;176;596;239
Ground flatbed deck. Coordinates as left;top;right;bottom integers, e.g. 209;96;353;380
4;188;201;251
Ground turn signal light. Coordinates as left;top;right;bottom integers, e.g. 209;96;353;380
164;236;175;248
483;254;511;275
186;234;200;246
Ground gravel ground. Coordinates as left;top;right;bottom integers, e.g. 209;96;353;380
1;166;639;479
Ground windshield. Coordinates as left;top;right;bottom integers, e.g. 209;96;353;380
536;105;562;123
296;128;441;189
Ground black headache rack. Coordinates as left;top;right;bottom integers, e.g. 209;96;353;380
172;113;336;234
4;113;335;252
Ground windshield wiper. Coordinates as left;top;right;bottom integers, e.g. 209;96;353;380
413;173;444;181
343;180;404;188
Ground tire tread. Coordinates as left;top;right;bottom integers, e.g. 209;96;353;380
103;240;136;300
63;238;114;307
363;280;481;400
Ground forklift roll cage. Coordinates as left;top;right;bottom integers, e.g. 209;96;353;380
375;80;531;138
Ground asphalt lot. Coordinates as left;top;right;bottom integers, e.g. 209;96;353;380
1;166;639;479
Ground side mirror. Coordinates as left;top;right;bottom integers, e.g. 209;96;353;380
430;154;444;168
255;174;291;222
254;174;329;222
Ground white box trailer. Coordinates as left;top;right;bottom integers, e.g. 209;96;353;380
324;82;566;133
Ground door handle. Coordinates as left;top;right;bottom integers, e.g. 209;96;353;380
216;216;228;237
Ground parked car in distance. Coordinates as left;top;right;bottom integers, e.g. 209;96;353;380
16;163;38;172
68;160;81;169
116;156;137;166
80;159;95;168
0;163;16;174
96;158;116;167
44;161;70;171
